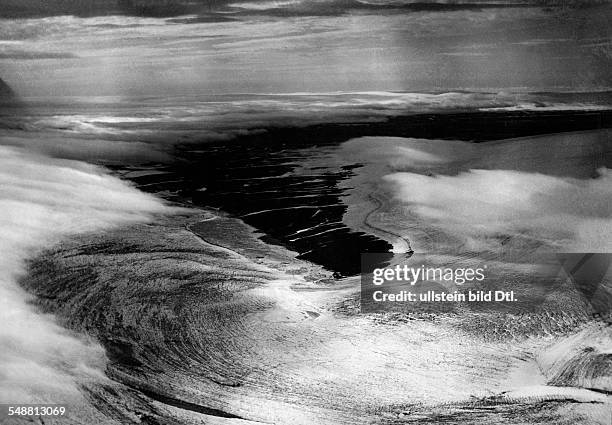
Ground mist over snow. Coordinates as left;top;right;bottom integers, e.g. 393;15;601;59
385;167;612;252
0;145;171;403
374;131;612;253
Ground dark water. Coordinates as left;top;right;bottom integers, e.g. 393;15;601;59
123;109;612;277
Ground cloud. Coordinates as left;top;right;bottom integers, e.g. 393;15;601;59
0;0;550;19
0;51;76;60
337;131;611;254
0;130;170;163
385;167;612;252
0;145;171;403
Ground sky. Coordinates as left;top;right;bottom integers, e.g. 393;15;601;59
0;3;611;97
0;1;588;19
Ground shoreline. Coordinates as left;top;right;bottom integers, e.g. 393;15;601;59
2;109;610;423
116;110;612;277
16;206;610;424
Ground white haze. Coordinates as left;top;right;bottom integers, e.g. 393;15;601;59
385;167;612;252
0;145;170;403
377;132;612;253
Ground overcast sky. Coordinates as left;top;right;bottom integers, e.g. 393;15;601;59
0;1;569;19
1;2;610;96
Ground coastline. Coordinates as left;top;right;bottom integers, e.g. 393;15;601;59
4;120;608;423
16;201;610;424
114;109;612;276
